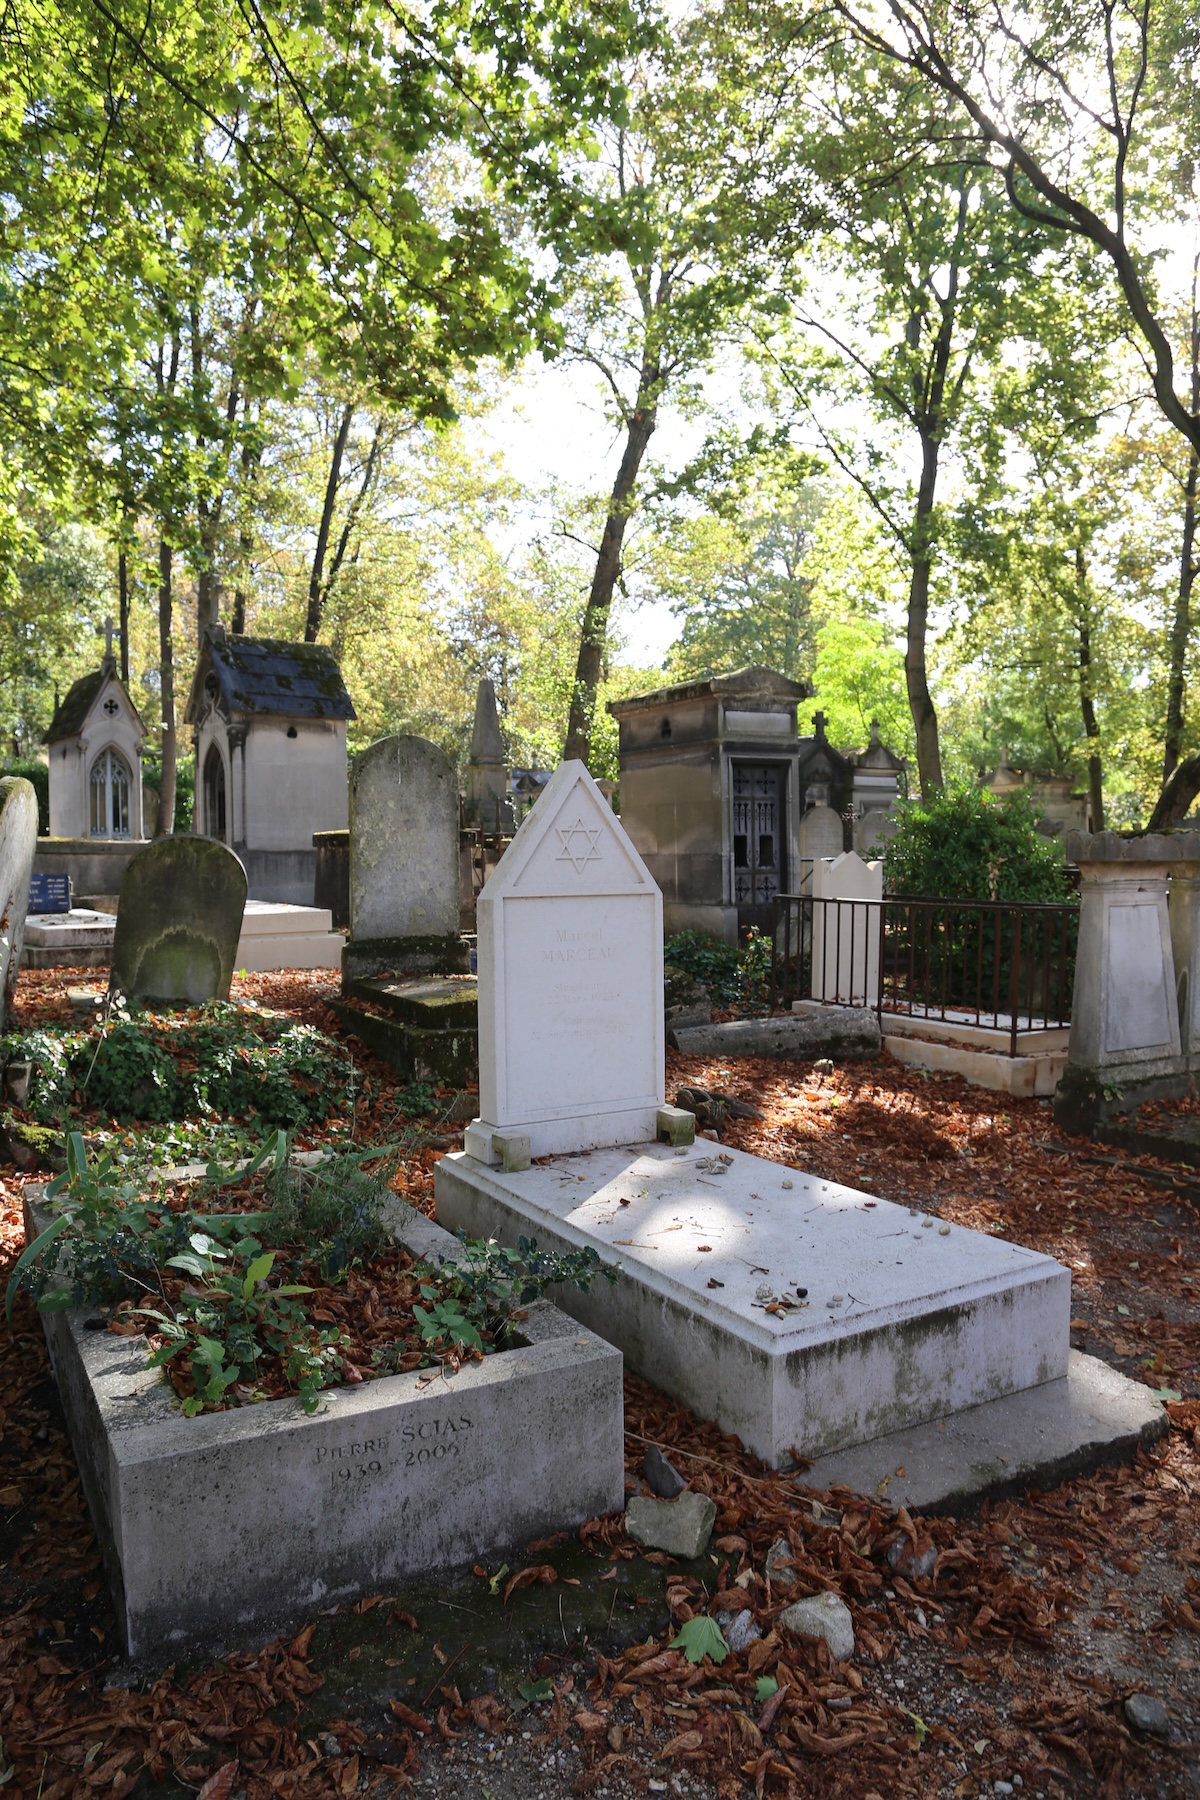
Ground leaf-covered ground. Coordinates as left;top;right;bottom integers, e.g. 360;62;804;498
1;970;1197;1799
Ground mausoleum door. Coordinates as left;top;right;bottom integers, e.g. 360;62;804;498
203;745;228;843
730;762;785;936
89;748;131;837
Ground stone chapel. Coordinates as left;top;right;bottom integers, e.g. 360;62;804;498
184;626;355;903
43;642;148;841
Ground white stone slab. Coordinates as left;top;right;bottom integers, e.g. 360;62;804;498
28;1197;623;1658
436;1141;1070;1468
465;760;664;1162
233;900;342;970
22;909;116;948
239;900;335;936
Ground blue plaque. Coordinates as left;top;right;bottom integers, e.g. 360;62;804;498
28;872;71;915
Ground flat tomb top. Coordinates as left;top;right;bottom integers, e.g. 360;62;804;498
24;911;116;944
239;901;335;934
456;1142;1064;1347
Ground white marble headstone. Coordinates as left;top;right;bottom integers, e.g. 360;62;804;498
465;760;664;1162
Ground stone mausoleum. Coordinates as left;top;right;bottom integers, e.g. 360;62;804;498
44;646;149;842
608;666;905;941
185;626;355;903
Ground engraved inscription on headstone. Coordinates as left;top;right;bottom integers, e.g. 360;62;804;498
466;760;664;1162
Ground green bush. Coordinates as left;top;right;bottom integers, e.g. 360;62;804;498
882;786;1067;902
664;928;772;1007
0;761;49;833
3;1007;358;1129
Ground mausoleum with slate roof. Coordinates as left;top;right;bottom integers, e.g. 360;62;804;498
184;625;356;903
43;650;148;841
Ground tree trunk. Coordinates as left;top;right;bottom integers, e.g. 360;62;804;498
232;423;261;637
563;403;657;763
306;403;353;642
155;539;177;838
1148;751;1200;830
1163;252;1200;785
1075;549;1104;832
905;430;943;794
117;542;130;685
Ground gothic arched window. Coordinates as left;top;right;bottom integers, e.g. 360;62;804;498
89;748;131;837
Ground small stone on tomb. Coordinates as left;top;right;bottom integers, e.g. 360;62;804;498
923;1217;934;1228
782;1179;793;1189
939;1224;952;1235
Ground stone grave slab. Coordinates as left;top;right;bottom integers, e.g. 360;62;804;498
233;899;342;971
27;1192;623;1659
436;1139;1070;1469
1;776;39;1023
802;1350;1165;1513
331;974;478;1085
21;909;117;970
464;759;663;1163
111;837;247;1005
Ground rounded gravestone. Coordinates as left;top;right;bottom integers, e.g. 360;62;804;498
110;836;247;1006
349;735;460;944
0;776;39;1029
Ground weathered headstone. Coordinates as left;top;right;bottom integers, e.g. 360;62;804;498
345;735;463;985
1054;830;1193;1133
798;798;844;891
464;759;664;1163
0;777;39;1029
110;837;247;1005
856;807;897;857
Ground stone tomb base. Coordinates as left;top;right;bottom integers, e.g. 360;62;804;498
21;908;116;969
29;1200;623;1659
234;899;343;971
435;1142;1071;1470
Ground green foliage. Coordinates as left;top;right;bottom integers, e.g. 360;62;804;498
0;760;48;832
664;929;772;1007
882;787;1068;903
4;1008;358;1129
382;1233;618;1366
670;1616;730;1664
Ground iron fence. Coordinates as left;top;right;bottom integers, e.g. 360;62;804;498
769;892;1079;1058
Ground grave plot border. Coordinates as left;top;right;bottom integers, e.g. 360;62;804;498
24;1197;624;1661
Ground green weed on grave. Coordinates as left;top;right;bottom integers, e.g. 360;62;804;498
7;1136;618;1416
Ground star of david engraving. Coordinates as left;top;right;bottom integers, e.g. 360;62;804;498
555;816;603;874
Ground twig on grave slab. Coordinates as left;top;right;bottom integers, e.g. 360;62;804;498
420;1642;466;1707
623;1430;776;1487
559;1590;567;1647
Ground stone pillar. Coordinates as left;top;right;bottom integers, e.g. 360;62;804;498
1167;840;1200;1071
1054;831;1193;1133
228;728;247;850
463;678;513;832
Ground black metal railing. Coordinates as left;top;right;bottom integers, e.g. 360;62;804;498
770;893;1079;1057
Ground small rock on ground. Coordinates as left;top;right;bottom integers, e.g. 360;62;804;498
715;1607;761;1652
1124;1691;1170;1737
642;1444;686;1499
779;1591;855;1662
624;1492;716;1559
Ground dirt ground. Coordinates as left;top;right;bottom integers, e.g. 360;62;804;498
1;970;1198;1800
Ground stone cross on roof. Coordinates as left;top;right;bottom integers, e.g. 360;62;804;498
97;616;116;661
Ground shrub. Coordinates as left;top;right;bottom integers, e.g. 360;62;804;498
882;786;1067;902
0;761;49;833
4;1007;358;1129
664;928;772;1008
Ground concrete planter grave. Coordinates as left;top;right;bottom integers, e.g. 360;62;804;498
24;1193;623;1660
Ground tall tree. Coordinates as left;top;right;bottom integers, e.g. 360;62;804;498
544;19;819;764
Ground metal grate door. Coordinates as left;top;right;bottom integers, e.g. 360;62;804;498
731;763;784;935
